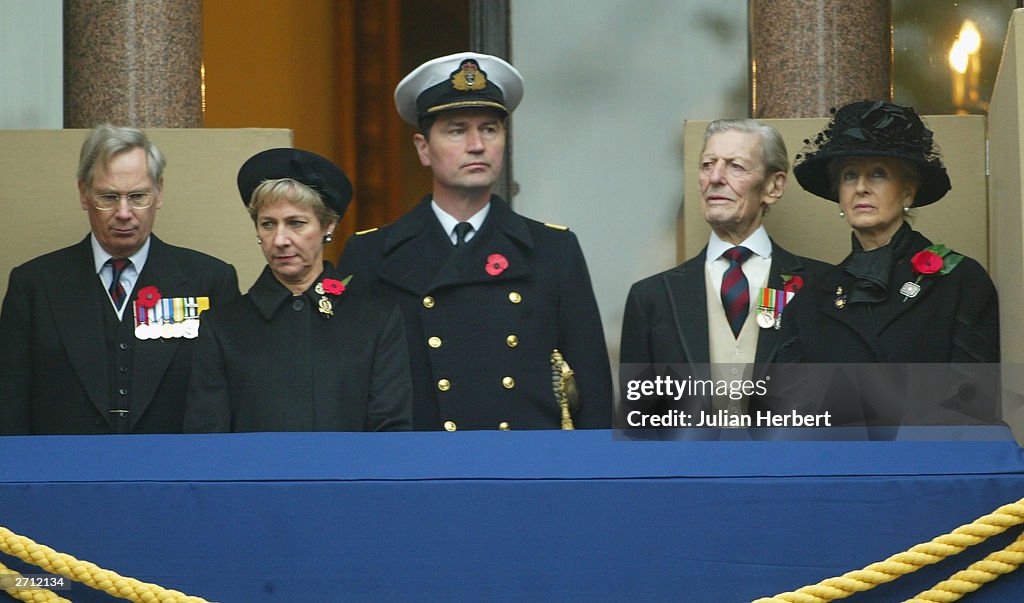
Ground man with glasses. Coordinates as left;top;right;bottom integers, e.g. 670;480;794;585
0;124;239;434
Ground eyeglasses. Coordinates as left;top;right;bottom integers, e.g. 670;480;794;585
92;191;155;211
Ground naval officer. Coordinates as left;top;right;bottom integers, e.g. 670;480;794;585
339;52;613;430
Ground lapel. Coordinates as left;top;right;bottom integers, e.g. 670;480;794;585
377;197;452;295
377;196;534;294
47;237;112;423
662;250;710;367
126;236;190;430
873;229;936;334
816;264;886;359
755;241;808;363
431;197;533;290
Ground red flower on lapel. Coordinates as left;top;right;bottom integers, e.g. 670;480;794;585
911;250;943;275
321;278;346;296
782;275;804;294
136;286;161;309
485;254;509;276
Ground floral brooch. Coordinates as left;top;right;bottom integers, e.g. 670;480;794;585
901;244;963;302
314;275;352;318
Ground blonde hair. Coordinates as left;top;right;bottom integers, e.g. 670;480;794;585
247;178;340;225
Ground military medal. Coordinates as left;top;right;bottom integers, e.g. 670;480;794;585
182;319;200;339
133;288;211;339
756;288;776;329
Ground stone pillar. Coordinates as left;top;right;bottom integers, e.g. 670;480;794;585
750;0;891;118
64;0;202;128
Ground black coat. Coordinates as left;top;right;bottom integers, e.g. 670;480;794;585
774;226;1000;426
778;226;999;363
338;196;613;430
184;263;412;432
619;241;829;420
0;235;240;434
620;240;830;367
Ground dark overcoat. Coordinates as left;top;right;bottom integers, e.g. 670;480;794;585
778;226;999;363
774;226;1000;426
184;263;412;432
621;241;830;367
338;196;613;430
0;235;239;434
619;241;829;420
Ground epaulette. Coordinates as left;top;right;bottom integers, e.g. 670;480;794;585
354;227;379;235
543;223;569;231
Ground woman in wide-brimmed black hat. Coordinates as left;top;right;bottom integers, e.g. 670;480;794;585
772;101;1000;428
184;148;412;432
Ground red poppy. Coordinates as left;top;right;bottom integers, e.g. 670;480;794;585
136;286;161;309
911;250;943;275
321;278;345;295
485;254;509;276
783;275;804;294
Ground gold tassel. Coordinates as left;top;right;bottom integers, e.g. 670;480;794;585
550;349;579;430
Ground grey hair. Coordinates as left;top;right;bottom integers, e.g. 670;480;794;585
77;123;166;190
702;118;789;176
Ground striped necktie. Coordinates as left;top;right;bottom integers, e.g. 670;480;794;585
720;246;753;338
108;258;131;310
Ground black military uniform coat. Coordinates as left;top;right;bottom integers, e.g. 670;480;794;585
0;235;239;434
619;241;829;421
775;225;1000;426
184;263;412;432
338;196;613;430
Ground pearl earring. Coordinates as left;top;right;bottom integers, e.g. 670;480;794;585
839;210;845;219
256;237;262;244
324;232;333;243
903;206;911;215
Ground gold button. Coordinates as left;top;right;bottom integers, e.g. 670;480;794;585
508;291;522;304
437;379;451;391
498;421;510;430
428;336;442;348
423;296;435;308
506;335;518;348
502;376;515;389
443;420;457;432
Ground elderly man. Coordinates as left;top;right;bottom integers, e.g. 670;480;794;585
339;52;612;431
620;119;828;420
0;124;239;434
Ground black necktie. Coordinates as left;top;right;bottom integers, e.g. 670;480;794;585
454;222;474;248
108;258;131;310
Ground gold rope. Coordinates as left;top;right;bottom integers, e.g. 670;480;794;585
907;529;1024;602
0;560;69;603
0;526;212;603
753;498;1024;603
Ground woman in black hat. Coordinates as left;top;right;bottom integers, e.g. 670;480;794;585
184;148;412;432
773;101;1000;427
780;100;999;364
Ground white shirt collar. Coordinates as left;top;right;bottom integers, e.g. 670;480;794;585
705;225;772;265
431;200;490;244
90;234;152;275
